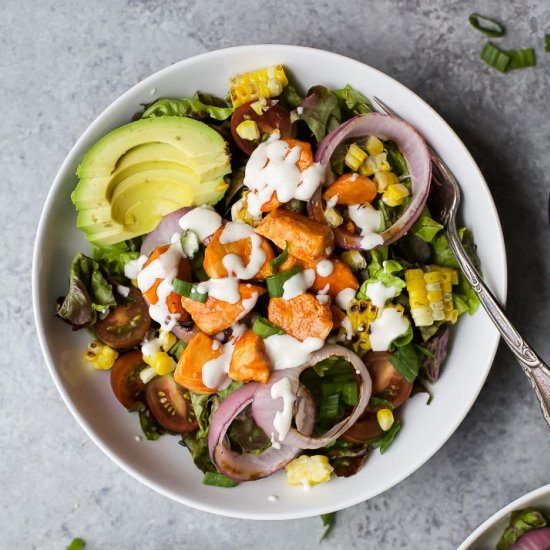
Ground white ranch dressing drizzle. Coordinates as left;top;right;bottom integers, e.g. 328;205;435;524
341;316;353;340
201;324;247;389
364;280;398;308
141;337;161;358
243;135;324;216
197;277;241;304
264;335;324;370
178;206;222;242
124;255;147;280
335;287;356;310
282;268;315;300
116;284;130;297
270;377;296;442
369;308;410;351
325;195;338;209
315;283;331;304
219;222;266;280
236;293;259;321
348;204;384;250
135;235;184;331
316;259;334;277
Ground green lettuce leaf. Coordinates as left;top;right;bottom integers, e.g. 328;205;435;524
333;84;372;115
358;251;406;300
384;141;408;177
56;253;116;328
143;93;234;121
279;84;303;110
67;538;86;550
497;508;548;550
389;342;422;383
91;238;141;279
138;405;166;441
320;513;336;541
291;86;341;143
410;208;444;243
370;421;401;453
179;433;216;474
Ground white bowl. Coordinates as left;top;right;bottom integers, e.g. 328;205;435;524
32;44;507;520
459;484;550;549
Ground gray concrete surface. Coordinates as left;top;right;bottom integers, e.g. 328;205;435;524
2;0;550;548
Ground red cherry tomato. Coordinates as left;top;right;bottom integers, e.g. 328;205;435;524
110;351;146;410
365;352;413;409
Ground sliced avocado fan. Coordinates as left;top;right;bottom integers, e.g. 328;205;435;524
72;116;231;246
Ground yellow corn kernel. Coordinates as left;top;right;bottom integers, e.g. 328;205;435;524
95;346;119;370
324;207;344;227
159;330;176;352
229;65;288;107
148;351;176;376
365;135;384;156
250;97;267;115
285;455;333;487
445;309;459;324
359;161;375;176
424;271;442;284
344;143;367;171
427;290;443;302
236;120;260;141
406;269;434;327
382;183;410;207
412;307;434;326
377;408;394;431
369;152;392;173
405;269;425;282
444;300;454;312
374;171;399;192
83;340;103;362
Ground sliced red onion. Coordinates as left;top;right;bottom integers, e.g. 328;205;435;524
207;382;315;481
171;323;201;344
511;528;550;550
140;207;193;257
252;345;372;450
309;113;432;249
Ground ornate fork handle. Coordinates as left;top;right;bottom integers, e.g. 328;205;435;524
446;223;550;427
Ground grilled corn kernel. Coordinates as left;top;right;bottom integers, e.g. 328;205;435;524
377;408;395;431
405;269;433;327
95;345;119;370
229;65;288;107
147;351;176;376
285;455;334;487
344;143;367;171
159;330;177;352
84;340;103;361
325;207;344;227
374;171;399;192
365;135;384;156
341;250;367;271
250;97;267;115
236;120;260;141
382;183;410;207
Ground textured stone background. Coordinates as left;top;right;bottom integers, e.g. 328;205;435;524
2;1;550;548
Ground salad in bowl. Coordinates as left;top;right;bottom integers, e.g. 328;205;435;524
55;63;480;490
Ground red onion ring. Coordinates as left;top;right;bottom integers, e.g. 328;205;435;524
252;345;372;450
511;528;550;550
308;113;432;249
140;207;193;257
171;323;201;344
207;382;315;481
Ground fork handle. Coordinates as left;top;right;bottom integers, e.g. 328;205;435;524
446;226;550;427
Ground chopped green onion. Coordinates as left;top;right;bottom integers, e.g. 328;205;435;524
265;265;301;298
202;471;238;488
545;34;550;52
319;393;341;420
270;241;289;272
67;538;86;550
168;339;187;361
468;13;506;37
173;278;208;303
321;382;358;406
180;229;199;259
506;48;536;70
252;316;285;338
480;42;510;72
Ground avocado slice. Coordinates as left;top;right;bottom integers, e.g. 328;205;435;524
71;116;231;246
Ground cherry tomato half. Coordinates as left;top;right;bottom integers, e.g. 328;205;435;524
342;413;383;444
94;287;152;349
230;101;293;155
145;375;198;433
365;351;413;409
110;350;146;410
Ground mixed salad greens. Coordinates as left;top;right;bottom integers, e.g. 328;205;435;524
496;508;550;550
57;64;480;489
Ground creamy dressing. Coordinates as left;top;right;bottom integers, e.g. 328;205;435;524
219;222;267;279
335;287;356;310
236;293;259;321
325;195;338;209
135;237;185;330
141;337;161;358
270;377;296;442
282;268;315;300
267;495;279;502
178;206;222;241
116;284;130;297
264;335;324;370
124;255;147;280
316;259;334;277
364;280;398;308
341;316;353;340
197;277;241;304
348;204;384;250
316;294;330;305
369;308;410;351
201;324;246;389
243;136;324;216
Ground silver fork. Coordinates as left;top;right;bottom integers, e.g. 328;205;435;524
373;96;550;429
